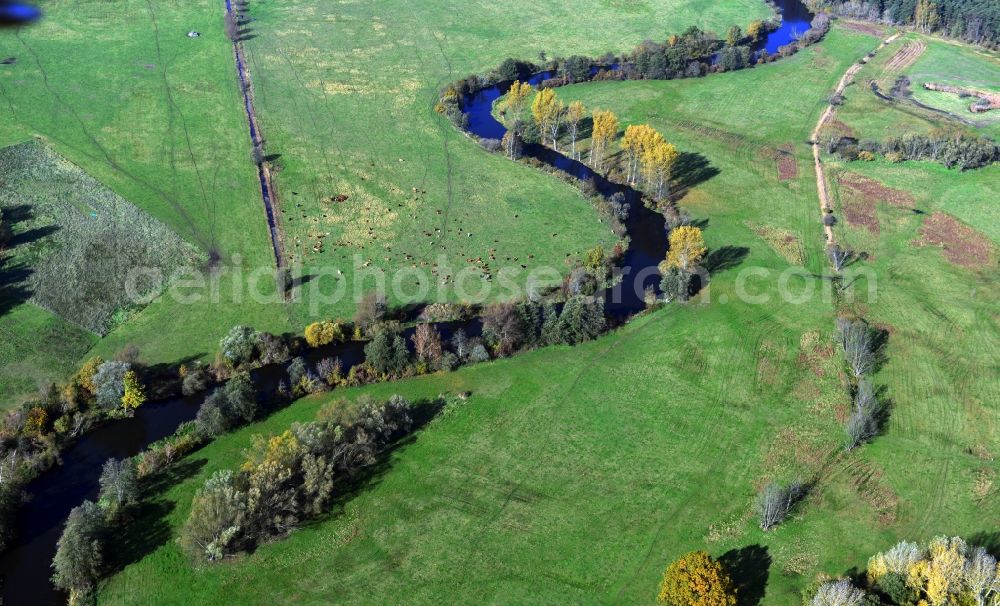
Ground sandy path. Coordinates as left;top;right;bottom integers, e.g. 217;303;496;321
811;32;901;246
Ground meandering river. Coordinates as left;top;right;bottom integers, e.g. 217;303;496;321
0;0;812;601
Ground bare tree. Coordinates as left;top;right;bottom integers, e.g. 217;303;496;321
811;580;868;606
354;291;388;334
845;378;882;450
827;244;851;271
412;323;443;366
965;546;998;606
0;448;17;485
755;481;805;530
99;458;137;508
836;318;876;378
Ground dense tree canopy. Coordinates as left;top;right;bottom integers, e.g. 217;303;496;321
813;0;1000;45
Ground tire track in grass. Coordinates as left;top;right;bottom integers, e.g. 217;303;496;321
145;0;217;249
426;28;456;250
14;31;211;250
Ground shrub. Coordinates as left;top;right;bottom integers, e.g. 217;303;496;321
304;320;345;348
287;357;308;388
877;132;999;170
316;357;343;387
658;550;737;605
478;138;502;152
179;469;245;561
52;500;105;598
183;395;415;561
660;267;693;302
0;141;199;334
194;373;258;438
181;367;211;396
364;326;410;375
92;361;130;410
220;325;261;368
75;356;104;396
24;407;48;434
258;332;291;365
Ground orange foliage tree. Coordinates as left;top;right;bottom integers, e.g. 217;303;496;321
658;551;737;606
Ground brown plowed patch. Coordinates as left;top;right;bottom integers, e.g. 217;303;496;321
838;172;915;208
916;212;994;269
841;21;887;37
825;118;857;139
776;144;799;181
885;40;926;72
842;193;879;234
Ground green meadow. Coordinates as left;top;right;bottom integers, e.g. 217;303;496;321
97;23;998;605
0;0;775;404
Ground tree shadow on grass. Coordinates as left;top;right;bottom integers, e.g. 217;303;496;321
0;255;32;317
673;151;720;192
704;246;749;273
719;545;771;606
103;457;208;576
968;531;1000;557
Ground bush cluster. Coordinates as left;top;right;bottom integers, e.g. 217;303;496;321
180;395;414;561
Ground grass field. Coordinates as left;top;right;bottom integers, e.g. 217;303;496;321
241;0;772;322
0;304;96;407
0;0;294;403
0;0;774;405
97;24;998;605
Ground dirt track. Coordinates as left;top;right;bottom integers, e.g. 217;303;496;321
811;32;901;246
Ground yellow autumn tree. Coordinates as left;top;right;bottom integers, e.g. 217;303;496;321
662;226;707;272
747;20;765;42
25;407;48;434
641;139;680;200
590;109;619;171
565;100;586;160
304;320;345;348
906;536;968;606
76;356;104;396
505;79;532;117
658;551;737;606
532;88;564;151
622;124;660;185
121;370;146;412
